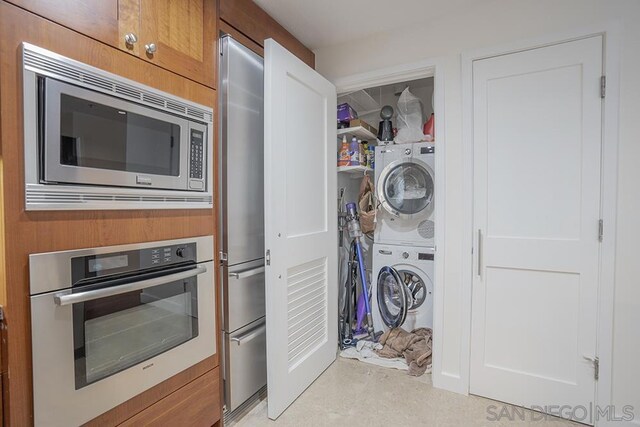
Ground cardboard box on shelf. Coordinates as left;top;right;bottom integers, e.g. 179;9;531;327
349;119;378;136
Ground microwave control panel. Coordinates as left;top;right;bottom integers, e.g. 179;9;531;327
189;129;204;181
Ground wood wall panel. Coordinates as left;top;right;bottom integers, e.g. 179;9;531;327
0;2;219;425
219;0;315;67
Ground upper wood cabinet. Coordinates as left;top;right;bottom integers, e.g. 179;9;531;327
7;0;216;88
8;0;122;47
137;0;216;88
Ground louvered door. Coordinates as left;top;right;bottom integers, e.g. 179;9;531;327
263;38;337;420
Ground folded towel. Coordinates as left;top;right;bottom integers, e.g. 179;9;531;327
375;327;433;376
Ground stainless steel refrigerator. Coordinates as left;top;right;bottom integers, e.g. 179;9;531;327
218;35;266;414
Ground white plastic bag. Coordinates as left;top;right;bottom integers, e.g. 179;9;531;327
395;87;424;144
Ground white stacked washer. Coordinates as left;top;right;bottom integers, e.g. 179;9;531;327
374;142;435;248
372;141;435;331
371;243;434;332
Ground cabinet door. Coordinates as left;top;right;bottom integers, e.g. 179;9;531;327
8;0;141;56
139;0;216;88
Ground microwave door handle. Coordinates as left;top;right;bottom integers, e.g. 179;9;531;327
54;266;207;306
229;266;265;279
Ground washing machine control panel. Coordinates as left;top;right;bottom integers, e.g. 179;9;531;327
418;252;434;261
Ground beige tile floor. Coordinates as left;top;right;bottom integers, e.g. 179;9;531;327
233;357;579;427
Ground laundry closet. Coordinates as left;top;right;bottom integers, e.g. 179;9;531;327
335;77;437;358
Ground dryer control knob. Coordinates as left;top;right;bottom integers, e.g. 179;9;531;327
402;251;410;259
405;148;411;155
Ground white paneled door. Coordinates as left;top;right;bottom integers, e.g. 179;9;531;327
264;39;338;419
470;36;603;423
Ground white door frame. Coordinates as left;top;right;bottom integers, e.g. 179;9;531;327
333;57;449;391
461;23;621;423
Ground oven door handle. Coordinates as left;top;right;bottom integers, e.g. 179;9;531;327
54;266;207;306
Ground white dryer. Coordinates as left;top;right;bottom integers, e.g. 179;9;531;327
371;243;434;332
374;142;435;247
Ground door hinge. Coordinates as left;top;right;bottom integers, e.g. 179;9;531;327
584;355;599;380
219;251;228;262
600;75;606;98
598;219;604;242
266;249;271;266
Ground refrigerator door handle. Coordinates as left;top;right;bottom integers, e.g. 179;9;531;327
229;265;265;280
230;323;267;346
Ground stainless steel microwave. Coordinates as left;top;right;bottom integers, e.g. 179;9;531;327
22;43;214;210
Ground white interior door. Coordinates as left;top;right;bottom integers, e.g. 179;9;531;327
264;38;338;420
470;36;603;423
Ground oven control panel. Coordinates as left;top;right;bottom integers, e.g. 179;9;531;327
72;242;198;283
144;243;196;268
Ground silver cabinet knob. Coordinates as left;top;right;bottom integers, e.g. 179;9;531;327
124;33;138;46
145;43;157;54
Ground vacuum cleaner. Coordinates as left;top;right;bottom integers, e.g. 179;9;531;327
339;202;377;347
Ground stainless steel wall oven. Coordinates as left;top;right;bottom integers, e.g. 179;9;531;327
29;236;216;426
22;43;214;210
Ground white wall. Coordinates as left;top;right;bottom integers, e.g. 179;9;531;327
315;0;640;420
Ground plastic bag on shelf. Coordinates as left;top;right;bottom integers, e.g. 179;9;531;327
395;87;424;144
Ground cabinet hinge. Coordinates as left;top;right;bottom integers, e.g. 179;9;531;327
266;249;271;266
600;75;606;98
598;219;604;242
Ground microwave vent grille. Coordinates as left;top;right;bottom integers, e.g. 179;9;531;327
80;74;113;91
23;45;213;124
25;186;213;210
114;84;143;100
143;93;165;108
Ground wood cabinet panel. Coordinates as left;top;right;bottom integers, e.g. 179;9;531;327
6;0;121;47
219;20;263;57
84;358;218;426
140;0;216;88
119;367;220;426
219;0;315;68
0;2;220;425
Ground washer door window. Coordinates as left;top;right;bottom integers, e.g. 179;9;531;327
381;162;434;218
377;266;409;328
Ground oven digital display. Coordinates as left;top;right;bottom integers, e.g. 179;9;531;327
88;255;129;273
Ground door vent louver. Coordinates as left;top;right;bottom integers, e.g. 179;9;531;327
23;43;213;123
286;257;328;371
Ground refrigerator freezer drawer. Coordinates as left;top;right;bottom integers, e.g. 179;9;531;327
224;319;267;412
223;259;266;332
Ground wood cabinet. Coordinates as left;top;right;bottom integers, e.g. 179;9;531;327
0;2;220;425
7;0;122;47
219;0;315;67
138;0;216;88
120;367;220;426
6;0;216;88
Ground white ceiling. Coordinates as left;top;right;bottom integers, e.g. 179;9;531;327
253;0;478;50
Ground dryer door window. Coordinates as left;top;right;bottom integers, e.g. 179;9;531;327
382;163;434;215
377;266;409;328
